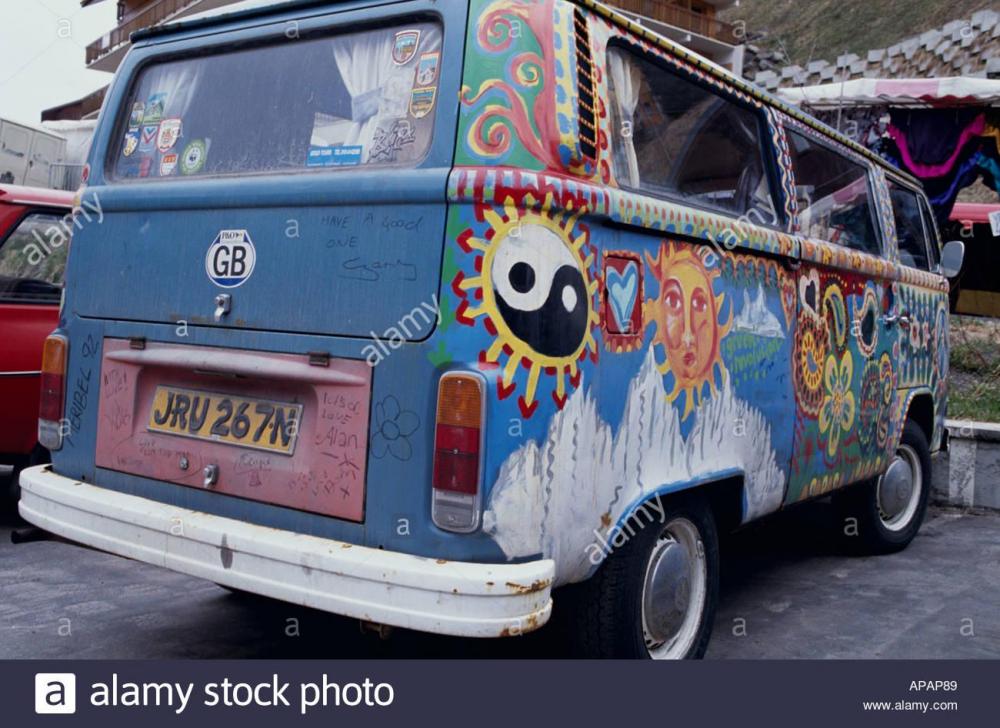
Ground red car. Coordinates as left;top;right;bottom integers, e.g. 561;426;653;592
0;184;74;500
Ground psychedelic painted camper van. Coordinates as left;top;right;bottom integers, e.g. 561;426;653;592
19;0;964;658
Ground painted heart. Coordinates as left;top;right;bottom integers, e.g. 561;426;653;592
606;262;639;332
780;277;796;328
799;270;820;314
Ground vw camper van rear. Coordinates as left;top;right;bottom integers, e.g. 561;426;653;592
20;0;957;659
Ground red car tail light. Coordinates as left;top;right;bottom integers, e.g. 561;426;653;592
432;372;485;532
38;333;68;450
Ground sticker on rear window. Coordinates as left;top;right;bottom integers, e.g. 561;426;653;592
307;144;363;167
160;153;178;176
144;92;167;124
129;101;144;128
180;139;208;175
122;129;139;157
409;87;436;118
157;118;182;152
415;51;439;86
206;229;256;288
392;29;420;64
140;125;158;151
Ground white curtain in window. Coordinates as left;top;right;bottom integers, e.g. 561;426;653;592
141;62;203;118
331;30;399;161
608;50;642;187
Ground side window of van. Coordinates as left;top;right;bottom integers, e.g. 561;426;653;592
0;212;66;304
887;181;931;270
918;196;941;269
111;21;442;180
606;45;778;224
786;129;881;255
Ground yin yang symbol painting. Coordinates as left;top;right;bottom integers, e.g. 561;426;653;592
454;198;600;417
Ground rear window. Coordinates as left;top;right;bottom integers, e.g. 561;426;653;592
111;21;442;181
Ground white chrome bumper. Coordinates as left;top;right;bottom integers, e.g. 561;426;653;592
18;465;553;638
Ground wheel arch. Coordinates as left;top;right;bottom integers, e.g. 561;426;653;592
580;470;745;582
900;388;935;447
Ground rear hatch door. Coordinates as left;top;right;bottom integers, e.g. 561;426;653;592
72;10;455;341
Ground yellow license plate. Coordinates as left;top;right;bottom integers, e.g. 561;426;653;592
147;386;302;455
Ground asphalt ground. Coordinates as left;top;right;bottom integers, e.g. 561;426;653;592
2;501;998;658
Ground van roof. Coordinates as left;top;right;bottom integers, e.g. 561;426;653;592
133;0;921;188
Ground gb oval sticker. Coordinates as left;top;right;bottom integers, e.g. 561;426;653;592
206;229;256;288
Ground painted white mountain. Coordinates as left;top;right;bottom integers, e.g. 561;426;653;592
483;346;786;584
733;283;785;338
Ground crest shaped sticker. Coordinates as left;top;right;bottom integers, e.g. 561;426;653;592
157;118;182;153
122;129;139;157
392;29;420;65
409;87;436;118
415;51;439;86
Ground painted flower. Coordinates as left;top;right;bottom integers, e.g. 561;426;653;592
818;350;856;458
370;395;420;461
794;312;827;417
857;360;882;455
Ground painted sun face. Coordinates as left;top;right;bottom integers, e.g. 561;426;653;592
456;199;599;416
644;241;731;419
658;262;716;382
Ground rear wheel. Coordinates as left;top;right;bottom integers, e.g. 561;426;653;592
569;494;719;659
837;419;931;554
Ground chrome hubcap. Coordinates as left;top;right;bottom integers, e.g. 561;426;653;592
641;518;706;659
877;443;922;531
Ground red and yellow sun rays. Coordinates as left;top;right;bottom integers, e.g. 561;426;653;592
454;193;600;417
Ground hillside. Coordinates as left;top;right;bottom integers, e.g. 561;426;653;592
720;0;999;68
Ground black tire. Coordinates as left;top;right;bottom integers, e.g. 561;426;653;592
836;419;931;555
565;494;719;659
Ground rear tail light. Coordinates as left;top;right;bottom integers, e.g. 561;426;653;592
432;372;485;532
38;333;68;450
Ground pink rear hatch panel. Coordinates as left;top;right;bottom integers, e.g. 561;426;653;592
95;338;372;522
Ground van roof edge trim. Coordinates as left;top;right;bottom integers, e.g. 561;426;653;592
131;0;342;43
573;0;922;187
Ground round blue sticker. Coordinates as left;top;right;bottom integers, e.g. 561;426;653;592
205;229;256;288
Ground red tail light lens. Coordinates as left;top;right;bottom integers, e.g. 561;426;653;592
38;333;68;450
431;372;484;532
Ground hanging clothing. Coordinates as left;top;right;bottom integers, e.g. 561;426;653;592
887;110;986;177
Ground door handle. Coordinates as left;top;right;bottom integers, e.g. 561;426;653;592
881;312;912;328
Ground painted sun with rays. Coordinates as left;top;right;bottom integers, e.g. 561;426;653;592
643;241;732;420
454;194;600;417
